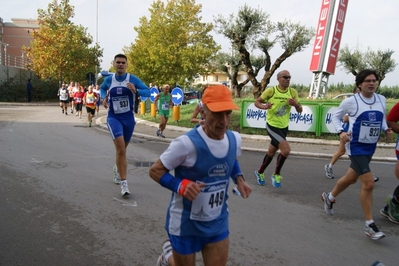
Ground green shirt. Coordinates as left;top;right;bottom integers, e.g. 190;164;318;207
157;92;171;112
260;86;299;128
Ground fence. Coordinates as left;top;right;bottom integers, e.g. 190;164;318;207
240;100;343;136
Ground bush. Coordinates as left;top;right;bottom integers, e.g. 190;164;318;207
0;76;59;102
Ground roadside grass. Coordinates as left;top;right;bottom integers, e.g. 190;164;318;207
138;97;397;143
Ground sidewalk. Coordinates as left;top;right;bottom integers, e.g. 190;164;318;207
0;102;394;162
96;116;396;162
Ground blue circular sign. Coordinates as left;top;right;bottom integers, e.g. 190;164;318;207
149;87;159;102
171;87;183;105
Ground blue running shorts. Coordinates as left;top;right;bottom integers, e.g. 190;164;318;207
168;230;229;255
107;115;136;143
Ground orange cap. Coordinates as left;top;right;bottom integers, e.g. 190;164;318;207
202;85;238;112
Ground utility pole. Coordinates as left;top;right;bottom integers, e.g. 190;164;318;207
95;0;99;85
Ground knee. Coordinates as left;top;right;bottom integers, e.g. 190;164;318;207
362;180;375;191
279;144;291;157
116;147;126;157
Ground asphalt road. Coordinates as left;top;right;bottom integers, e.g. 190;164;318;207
0;105;398;266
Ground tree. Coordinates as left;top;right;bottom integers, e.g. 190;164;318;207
214;5;314;98
125;0;220;86
212;51;257;97
338;45;397;86
24;0;103;84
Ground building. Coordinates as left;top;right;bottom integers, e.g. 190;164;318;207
0;17;39;68
192;70;251;90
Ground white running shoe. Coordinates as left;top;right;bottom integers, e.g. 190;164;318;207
325;164;334;179
120;180;130;197
113;165;121;184
321;192;335;215
365;222;385;240
156;240;172;266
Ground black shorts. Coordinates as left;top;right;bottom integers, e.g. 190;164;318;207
86;107;96;115
75;103;83;111
266;123;288;148
60;100;69;104
349;155;373;176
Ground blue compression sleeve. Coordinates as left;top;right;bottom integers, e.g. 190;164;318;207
159;172;181;193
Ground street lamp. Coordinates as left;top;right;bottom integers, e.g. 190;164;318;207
3;43;9;66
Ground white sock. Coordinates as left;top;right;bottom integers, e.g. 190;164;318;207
120;180;127;185
328;193;335;201
164;251;172;264
328;163;333;168
366;220;374;225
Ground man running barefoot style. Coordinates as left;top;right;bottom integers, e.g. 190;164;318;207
253;70;302;188
321;69;392;240
100;54;150;197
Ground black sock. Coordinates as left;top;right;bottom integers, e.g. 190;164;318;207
258;154;273;173
274;154;287;175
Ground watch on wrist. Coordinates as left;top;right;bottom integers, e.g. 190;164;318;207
337;130;344;135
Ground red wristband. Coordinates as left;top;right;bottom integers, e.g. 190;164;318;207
178;179;192;196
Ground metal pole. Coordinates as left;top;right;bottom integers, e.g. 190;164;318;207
3;43;8;66
95;0;99;85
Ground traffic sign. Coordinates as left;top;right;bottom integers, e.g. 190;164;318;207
149;87;159;102
171;87;183;105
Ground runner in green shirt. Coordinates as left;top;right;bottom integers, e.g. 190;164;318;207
155;84;173;138
253;70;302;188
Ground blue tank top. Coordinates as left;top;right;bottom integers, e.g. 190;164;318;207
165;129;237;237
347;94;385;156
107;74;135;119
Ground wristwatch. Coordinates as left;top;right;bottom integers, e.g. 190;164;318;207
337;130;344;136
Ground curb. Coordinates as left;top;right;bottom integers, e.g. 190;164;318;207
96;117;396;162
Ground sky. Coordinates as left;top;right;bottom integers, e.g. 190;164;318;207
1;0;398;86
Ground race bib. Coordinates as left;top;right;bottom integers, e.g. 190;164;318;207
190;180;227;222
358;121;381;144
112;96;130;114
161;102;169;111
75;97;82;103
86;96;95;104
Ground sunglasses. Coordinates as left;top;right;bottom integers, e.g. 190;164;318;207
115;61;126;64
280;75;291;79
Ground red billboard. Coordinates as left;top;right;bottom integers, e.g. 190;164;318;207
324;0;348;74
309;0;332;72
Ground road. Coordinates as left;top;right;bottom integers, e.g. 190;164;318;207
0;105;397;266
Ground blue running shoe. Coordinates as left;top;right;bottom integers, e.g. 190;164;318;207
271;174;283;188
254;170;265;186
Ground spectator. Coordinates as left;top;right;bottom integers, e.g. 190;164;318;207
26;79;33;102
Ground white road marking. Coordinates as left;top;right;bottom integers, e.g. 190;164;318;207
31;158;43;163
113;197;137;207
